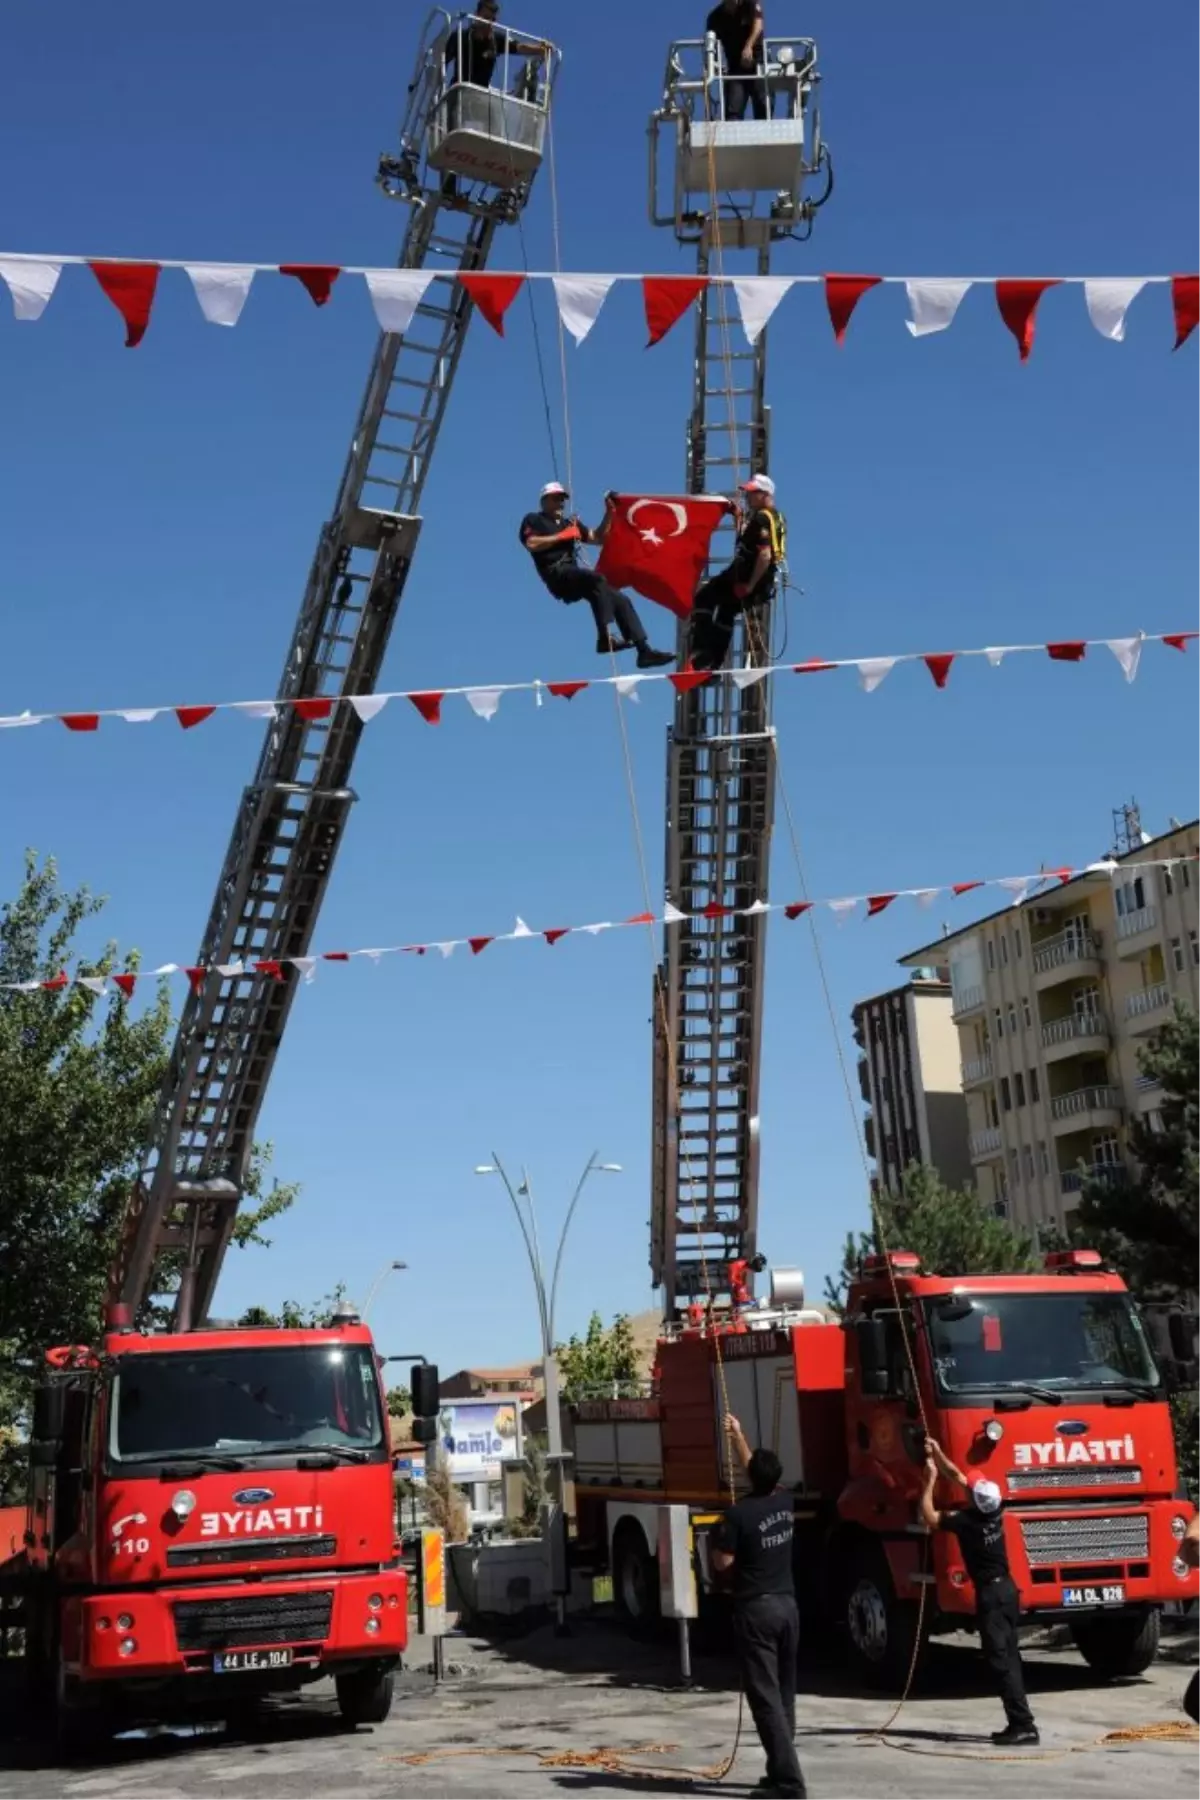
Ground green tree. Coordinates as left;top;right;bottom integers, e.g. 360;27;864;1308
235;1284;351;1331
385;1385;412;1418
555;1311;641;1399
824;1163;1040;1314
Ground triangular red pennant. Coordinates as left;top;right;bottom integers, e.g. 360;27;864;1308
112;973;137;998
1046;641;1087;662
793;660;837;674
279;265;341;307
459;273;525;336
294;697;334;722
625;911;655;925
824;274;882;344
184;966;207;994
548;681;589;700
784;902;813;920
995;278;1060;361
703;903;731;918
322;951;350;962
89;261;161;347
1172;275;1199;350
468;936;493;956
924;654;954;689
952;881;983;896
42;971;70;991
669;669;711;694
60;713;100;732
409;691;444;725
643;276;707;347
866;894;897;917
402;945;427;957
1163;633;1195;651
175;705;217;730
254;959;285;981
1051;866;1075;885
543;928;570;945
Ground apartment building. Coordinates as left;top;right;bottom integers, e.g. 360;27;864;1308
852;968;971;1196
900;820;1199;1234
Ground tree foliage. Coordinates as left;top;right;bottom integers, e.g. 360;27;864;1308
554;1311;641;1399
235;1285;350;1332
824;1163;1040;1313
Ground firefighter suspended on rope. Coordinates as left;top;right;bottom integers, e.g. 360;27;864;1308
689;474;786;671
520;482;675;666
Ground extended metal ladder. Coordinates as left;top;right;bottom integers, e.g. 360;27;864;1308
112;9;560;1327
648;29;831;1314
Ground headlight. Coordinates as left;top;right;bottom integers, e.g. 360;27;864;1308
118;1638;137;1657
95;1616;111;1633
365;1617;381;1635
984;1420;1004;1444
1170;1515;1188;1540
117;1612;134;1631
171;1488;197;1519
368;1593;383;1610
1173;1556;1190;1581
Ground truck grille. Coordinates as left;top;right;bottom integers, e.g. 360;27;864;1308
1020;1513;1148;1568
167;1535;336;1568
1008;1466;1142;1493
173;1590;333;1652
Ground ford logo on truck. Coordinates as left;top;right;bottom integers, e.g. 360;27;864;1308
233;1487;275;1505
1055;1421;1088;1436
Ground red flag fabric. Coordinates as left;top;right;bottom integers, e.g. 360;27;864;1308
294;696;334;721
279;265;341;307
1163;633;1195;651
42;971;70;991
953;881;983;896
643;276;707;347
254;960;285;981
548;681;589;700
409;691;444;725
793;659;837;674
866;894;897;917
185;966;207;994
703;902;731;918
459;273;524;336
468;936;493;956
924;653;955;689
825;274;882;344
322;951;350;962
669;668;712;692
784;902;813;920
625;911;655;925
543;928;570;945
61;713;100;731
1051;866;1075;885
175;705;216;730
1046;641;1087;662
995;278;1060;360
595;494;729;618
1172;275;1199;350
89;261;161;346
113;973;137;998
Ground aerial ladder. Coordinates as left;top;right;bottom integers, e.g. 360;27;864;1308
109;10;560;1330
648;30;832;1316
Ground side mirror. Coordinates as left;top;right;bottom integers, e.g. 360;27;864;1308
1169;1311;1198;1363
932;1299;976;1326
32;1383;65;1445
856;1318;889;1395
411;1363;440;1420
1143;1309;1174;1362
411;1416;437;1445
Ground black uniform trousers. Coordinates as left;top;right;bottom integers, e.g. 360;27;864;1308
732;1594;805;1795
690;566;767;671
543;565;647;647
977;1577;1036;1730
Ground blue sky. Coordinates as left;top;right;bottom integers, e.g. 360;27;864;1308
1;1;1196;1373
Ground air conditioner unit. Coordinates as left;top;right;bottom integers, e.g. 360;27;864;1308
1032;907;1053;924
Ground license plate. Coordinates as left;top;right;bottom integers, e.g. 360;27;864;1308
213;1647;294;1673
1063;1583;1125;1608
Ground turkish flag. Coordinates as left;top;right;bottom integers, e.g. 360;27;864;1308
595;495;731;618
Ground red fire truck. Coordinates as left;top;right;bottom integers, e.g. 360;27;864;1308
572;1249;1198;1685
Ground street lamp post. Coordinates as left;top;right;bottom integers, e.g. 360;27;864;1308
361;1258;408;1320
474;1152;621;1634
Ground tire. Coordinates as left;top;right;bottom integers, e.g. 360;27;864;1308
1069;1606;1160;1679
335;1664;394;1728
838;1543;922;1692
611;1523;661;1633
53;1668;107;1762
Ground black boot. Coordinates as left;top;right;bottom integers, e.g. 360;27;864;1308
991;1724;1039;1746
635;644;674;669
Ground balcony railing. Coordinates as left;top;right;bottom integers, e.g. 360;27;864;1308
1032;927;1102;975
1040;1012;1109;1049
1050;1085;1122;1122
1126;982;1170;1020
962;1053;994;1084
970;1126;1002;1157
1116;904;1158;940
1135;1072;1162;1093
952;983;985;1017
1061;1162;1126;1194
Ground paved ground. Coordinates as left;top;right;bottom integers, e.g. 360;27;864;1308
0;1618;1195;1798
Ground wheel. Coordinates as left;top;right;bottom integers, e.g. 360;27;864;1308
1069;1607;1160;1678
53;1668;107;1761
611;1523;660;1633
838;1543;922;1691
335;1664;394;1727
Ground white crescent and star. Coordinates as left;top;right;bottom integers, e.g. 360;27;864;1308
626;497;688;548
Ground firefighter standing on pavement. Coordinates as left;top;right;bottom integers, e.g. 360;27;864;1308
920;1435;1039;1746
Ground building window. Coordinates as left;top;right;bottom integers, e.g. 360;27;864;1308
1023;1144;1035;1179
994;1007;1004;1040
1191;930;1198;967
1000;1076;1012;1112
1014;929;1023;960
1184;862;1192;889
1146;1109;1165;1134
1039;1140;1051;1175
1008;1005;1018;1035
1171;937;1185;973
1164;866;1175;896
1022;996;1032;1029
1014;1071;1026;1106
1093;1133;1121;1166
1000;935;1009;966
1074;985;1100;1019
986;939;995;971
1029;1066;1041;1103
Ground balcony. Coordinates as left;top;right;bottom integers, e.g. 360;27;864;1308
1040;1011;1110;1062
952;983;985;1018
1115;904;1158;949
962;1052;994;1086
1032;927;1103;990
1125;982;1171;1030
1061;1162;1127;1195
970;1126;1003;1160
1050;1085;1123;1135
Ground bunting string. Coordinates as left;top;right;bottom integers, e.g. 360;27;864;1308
0;256;1195;357
6;857;1194;1001
0;631;1192;739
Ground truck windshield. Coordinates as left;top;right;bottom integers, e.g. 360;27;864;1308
925;1291;1160;1397
108;1345;386;1465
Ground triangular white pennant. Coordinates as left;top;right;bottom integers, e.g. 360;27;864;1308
185;263;255;327
365;269;437;336
348;694;390;723
0;711;40;729
998;877;1030;908
0;257;62;321
152;964;180;976
433;941;458;960
233;700;279;721
216;962;246;978
663;902;687;924
510;918;534;939
984;647;1006;668
581;922;612;936
731;665;771;690
465;687;503;722
1083;277;1147;343
828;898;858;924
78;976;108;996
118;709;161;724
359;949;385;964
857;658;895;693
741;898;771;915
1105;635;1143;683
290;957;317;983
732;276;796;346
913;889;940;909
551;274;616;346
613;675;643;701
904;278;972;338
1087;859;1120;875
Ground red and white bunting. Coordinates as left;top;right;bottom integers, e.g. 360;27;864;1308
7;855;1193;1002
1;630;1191;739
0;254;1194;355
